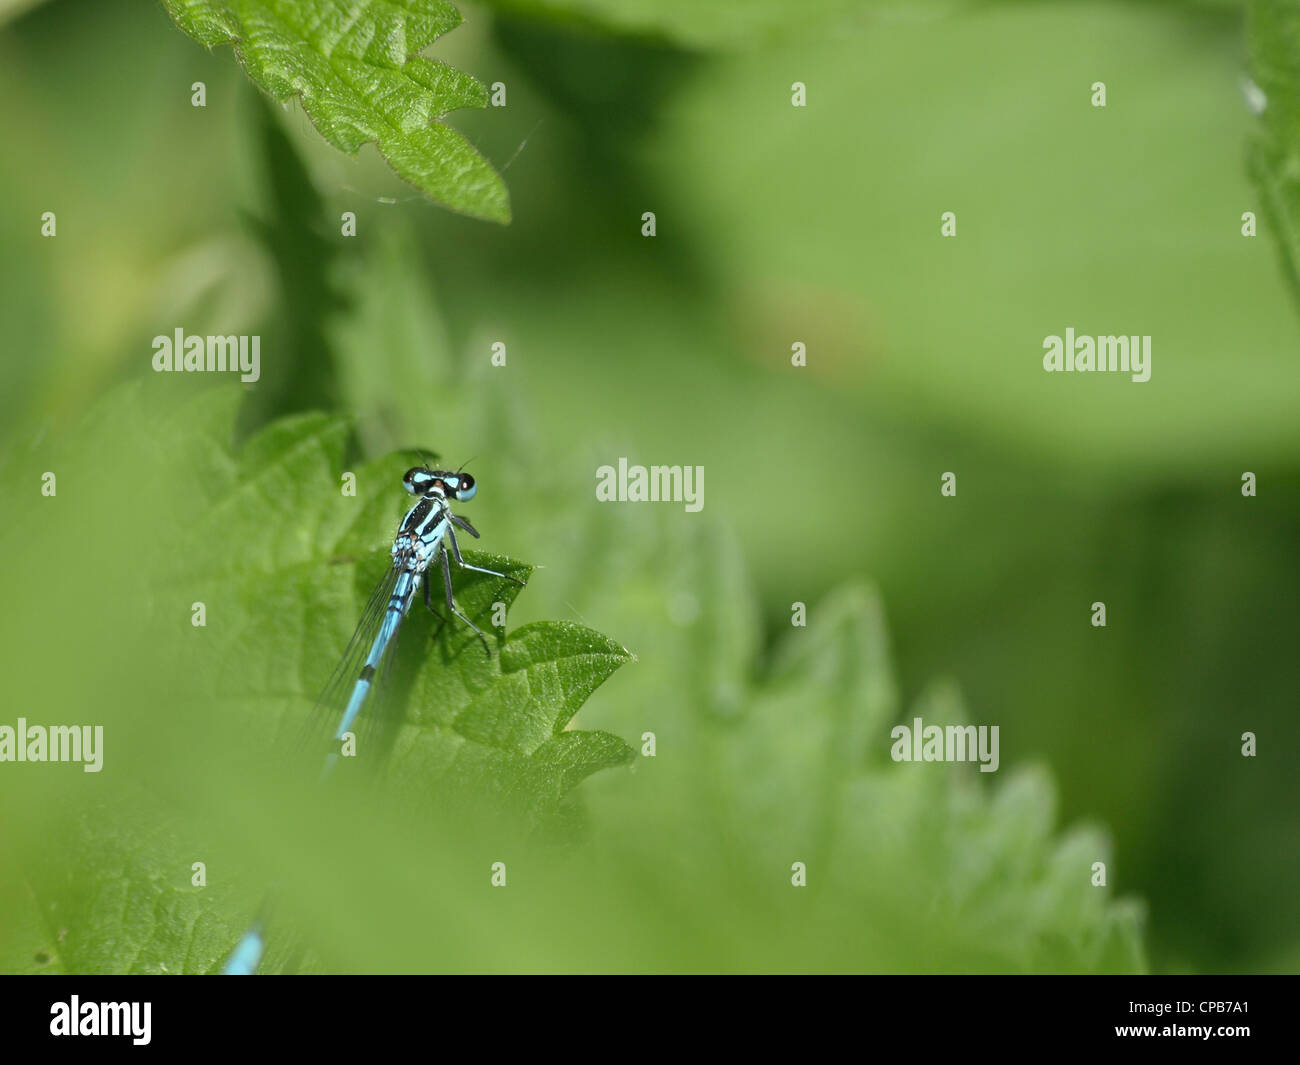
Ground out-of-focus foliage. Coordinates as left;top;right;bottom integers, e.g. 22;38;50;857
0;0;1295;973
473;0;972;51
0;381;1141;973
1248;0;1300;308
1;384;636;972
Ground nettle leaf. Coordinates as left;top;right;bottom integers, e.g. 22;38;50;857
763;593;1142;971
550;506;1146;972
389;615;633;812
161;0;510;222
1248;0;1300;311
5;384;631;973
177;398;633;814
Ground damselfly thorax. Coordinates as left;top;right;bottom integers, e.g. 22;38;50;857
393;494;449;571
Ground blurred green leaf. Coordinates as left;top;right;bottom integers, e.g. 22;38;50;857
639;4;1299;473
8;799;261;976
13;380;1141;973
479;0;971;50
0;0;51;27
6;384;631;972
563;509;1146;972
1248;0;1300;310
161;0;510;221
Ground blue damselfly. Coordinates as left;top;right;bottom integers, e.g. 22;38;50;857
221;462;523;974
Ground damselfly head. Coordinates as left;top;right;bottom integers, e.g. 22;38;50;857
402;467;477;503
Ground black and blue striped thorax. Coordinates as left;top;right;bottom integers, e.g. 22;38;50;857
392;491;450;574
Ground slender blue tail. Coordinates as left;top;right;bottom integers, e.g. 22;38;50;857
333;572;411;742
221;925;265;975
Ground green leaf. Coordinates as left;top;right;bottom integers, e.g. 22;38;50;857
1248;0;1300;311
1;383;631;972
11;802;258;976
384;577;638;820
161;0;510;222
554;508;1147;972
639;6;1296;474
177;400;634;809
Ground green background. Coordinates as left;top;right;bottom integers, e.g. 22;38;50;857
0;0;1295;973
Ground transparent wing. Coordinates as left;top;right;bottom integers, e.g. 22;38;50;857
292;554;410;773
348;560;424;768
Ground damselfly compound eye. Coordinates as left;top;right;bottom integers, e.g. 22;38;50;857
402;467;434;495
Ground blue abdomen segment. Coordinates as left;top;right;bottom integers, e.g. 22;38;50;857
221;927;265;975
334;567;417;741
